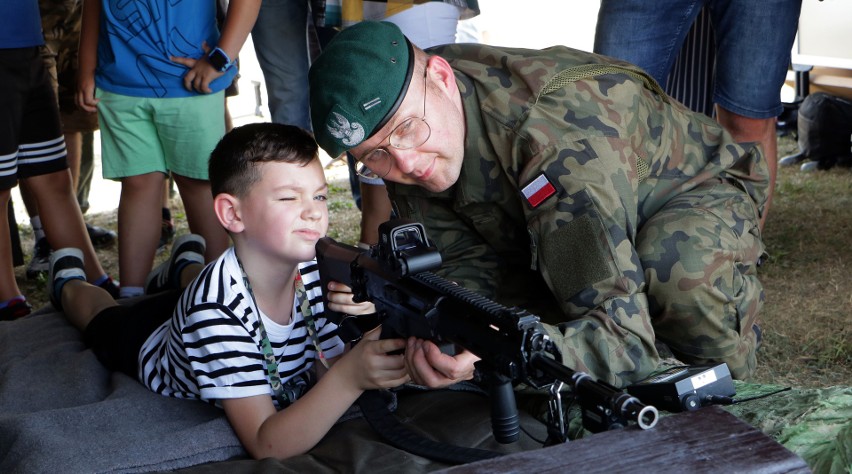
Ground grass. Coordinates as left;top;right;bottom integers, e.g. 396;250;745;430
14;135;851;389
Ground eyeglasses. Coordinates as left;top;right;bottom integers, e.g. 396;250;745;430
355;68;431;180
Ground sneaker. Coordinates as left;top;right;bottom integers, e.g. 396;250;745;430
0;297;32;321
87;223;117;248
145;234;206;294
26;237;52;280
800;161;820;172
48;248;86;311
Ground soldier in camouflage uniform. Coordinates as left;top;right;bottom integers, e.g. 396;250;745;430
309;21;768;387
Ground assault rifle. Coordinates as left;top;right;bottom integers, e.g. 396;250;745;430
316;219;658;445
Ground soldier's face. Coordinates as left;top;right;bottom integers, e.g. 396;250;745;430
351;63;466;193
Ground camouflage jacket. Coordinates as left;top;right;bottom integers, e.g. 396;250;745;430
385;44;769;386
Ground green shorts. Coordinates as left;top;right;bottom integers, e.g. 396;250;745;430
96;89;225;180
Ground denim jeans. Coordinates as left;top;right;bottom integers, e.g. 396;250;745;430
251;0;312;130
594;0;802;118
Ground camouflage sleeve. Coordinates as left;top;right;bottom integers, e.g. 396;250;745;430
520;134;659;388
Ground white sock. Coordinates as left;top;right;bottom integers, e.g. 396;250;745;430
31;216;45;241
119;286;144;298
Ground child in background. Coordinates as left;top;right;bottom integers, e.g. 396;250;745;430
50;123;409;459
76;0;261;298
0;1;118;321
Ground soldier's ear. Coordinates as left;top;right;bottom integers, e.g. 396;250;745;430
426;56;457;95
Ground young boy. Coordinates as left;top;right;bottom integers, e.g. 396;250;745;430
76;0;261;298
49;123;409;459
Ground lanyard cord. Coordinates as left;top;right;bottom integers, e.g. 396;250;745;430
236;255;326;408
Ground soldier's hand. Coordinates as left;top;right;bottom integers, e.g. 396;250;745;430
404;338;479;388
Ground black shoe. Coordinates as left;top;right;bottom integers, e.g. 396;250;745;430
48;248;86;311
26;237;52;280
87;223;117;248
0;297;32;321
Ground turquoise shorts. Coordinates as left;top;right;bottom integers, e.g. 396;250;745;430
96;89;225;180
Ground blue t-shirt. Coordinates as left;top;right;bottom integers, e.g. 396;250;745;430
95;0;236;98
2;1;44;48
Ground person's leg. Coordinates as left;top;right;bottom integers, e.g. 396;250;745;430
0;189;23;303
116;172;165;291
16;51;112;289
708;0;802;227
22;169;110;283
97;91;168;295
251;0;312;130
594;0;703;86
64;131;82;190
637;180;764;380
50;248;118;330
52;243;181;378
156;93;230;262
0;48;34;309
76;130;95;213
715;108;776;229
172;174;229;261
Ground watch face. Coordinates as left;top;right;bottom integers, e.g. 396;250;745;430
208;49;229;72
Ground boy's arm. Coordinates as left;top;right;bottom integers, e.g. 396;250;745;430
221;330;407;460
215;0;262;65
172;0;261;94
76;0;101;112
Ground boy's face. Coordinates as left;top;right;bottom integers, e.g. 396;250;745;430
236;159;329;264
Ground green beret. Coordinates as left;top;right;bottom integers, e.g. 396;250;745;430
309;21;414;158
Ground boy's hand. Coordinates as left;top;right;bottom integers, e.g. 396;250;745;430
171;41;224;94
75;72;99;113
326;281;376;315
339;328;408;390
405;338;479;388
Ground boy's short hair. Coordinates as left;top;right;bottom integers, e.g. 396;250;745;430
209;123;319;198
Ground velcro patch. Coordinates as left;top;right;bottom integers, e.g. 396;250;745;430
521;174;556;208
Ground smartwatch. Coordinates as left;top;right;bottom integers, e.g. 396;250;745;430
207;47;234;72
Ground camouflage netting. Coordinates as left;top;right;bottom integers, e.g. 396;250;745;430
727;382;852;474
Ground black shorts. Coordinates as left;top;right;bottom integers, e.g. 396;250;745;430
83;290;183;379
0;47;69;190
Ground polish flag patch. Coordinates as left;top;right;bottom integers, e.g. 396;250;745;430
521;173;556;208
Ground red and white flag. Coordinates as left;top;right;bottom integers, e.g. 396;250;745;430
521;173;556;208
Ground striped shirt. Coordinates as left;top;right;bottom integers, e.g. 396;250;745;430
139;247;345;407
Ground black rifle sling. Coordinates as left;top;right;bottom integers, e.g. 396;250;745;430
357;390;504;465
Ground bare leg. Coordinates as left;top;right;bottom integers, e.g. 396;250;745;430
60;279;119;331
64;131;82;191
22;170;107;281
117;172;164;287
172;173;230;262
716;106;776;230
0;190;23;301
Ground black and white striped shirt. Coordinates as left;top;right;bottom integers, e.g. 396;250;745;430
139;247;344;406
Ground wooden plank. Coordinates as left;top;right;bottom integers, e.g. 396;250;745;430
440;406;810;474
